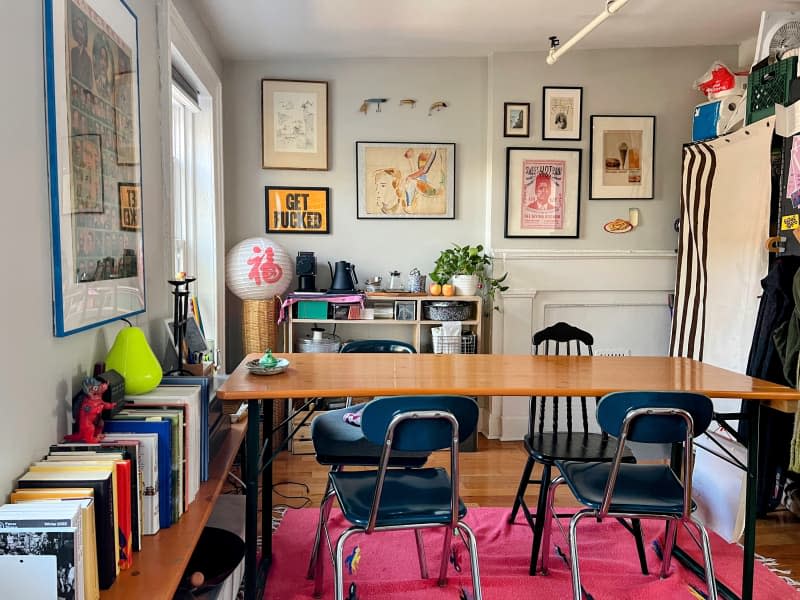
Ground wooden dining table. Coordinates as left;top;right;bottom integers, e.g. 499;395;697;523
217;353;800;600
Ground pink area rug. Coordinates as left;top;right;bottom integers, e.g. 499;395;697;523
265;507;798;599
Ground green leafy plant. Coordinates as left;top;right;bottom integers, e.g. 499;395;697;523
429;243;509;302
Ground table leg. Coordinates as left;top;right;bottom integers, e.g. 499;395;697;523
741;401;761;600
262;401;274;565
244;399;261;600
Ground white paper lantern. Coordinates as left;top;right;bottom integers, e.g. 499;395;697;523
226;237;292;300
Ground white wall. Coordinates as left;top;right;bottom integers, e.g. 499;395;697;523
223;58;487;368
0;0;214;499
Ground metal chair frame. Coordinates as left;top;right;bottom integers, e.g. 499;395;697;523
315;405;482;600
306;340;419;581
541;404;718;600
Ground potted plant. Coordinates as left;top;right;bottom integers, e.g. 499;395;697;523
429;243;508;302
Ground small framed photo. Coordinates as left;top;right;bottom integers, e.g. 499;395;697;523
261;79;328;170
394;300;416;321
265;186;330;233
542;87;583;140
504;146;582;238
118;182;141;231
504;102;530;137
590;115;656;200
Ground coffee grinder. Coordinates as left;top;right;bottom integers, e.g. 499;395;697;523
296;251;317;292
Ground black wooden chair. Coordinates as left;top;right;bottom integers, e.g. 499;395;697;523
508;321;648;576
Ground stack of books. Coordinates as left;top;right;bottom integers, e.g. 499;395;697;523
0;384;209;597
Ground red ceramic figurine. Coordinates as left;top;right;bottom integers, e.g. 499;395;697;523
64;377;116;443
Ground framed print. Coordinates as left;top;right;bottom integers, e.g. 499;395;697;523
356;141;456;219
504;147;582;238
542;86;583;140
590;115;655;199
44;0;146;336
504;102;530;137
394;300;416;321
261;79;328;170
265;186;330;234
118;182;140;231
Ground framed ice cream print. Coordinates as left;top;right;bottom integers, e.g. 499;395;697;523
504;147;582;238
590;115;655;199
44;0;146;336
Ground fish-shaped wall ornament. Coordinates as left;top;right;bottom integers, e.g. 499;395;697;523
428;100;448;116
399;98;417;108
359;98;388;114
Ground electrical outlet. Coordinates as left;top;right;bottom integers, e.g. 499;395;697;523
594;348;632;357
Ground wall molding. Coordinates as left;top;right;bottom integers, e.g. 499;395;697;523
493;249;676;261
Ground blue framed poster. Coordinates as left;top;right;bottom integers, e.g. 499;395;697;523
43;0;145;336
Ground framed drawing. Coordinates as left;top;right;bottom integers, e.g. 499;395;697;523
261;79;328;170
504;102;530;137
542;86;582;140
504;147;582;238
265;186;330;234
356;141;456;219
44;0;146;336
590;115;656;199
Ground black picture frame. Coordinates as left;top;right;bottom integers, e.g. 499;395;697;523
504;146;582;238
504;102;530;137
542;86;583;141
265;186;330;234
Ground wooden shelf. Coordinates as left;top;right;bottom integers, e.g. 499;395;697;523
100;420;246;600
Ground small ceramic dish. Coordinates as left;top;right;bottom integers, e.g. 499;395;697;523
603;219;633;234
246;358;289;376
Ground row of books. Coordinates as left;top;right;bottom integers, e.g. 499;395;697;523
0;383;211;599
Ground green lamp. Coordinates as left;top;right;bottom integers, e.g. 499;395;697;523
106;325;163;395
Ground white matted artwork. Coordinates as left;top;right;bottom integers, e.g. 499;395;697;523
261;79;328;170
590;115;655;199
542;87;582;140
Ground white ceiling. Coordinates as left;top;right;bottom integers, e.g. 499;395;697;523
192;0;800;61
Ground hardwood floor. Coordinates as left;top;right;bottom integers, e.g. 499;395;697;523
271;436;800;577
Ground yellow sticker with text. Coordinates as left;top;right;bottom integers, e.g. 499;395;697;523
266;187;330;233
781;214;800;231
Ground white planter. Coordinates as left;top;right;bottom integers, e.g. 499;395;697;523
453;274;479;296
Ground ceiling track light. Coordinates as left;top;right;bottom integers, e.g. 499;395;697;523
546;0;632;65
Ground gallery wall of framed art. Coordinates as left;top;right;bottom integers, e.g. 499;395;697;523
44;0;146;336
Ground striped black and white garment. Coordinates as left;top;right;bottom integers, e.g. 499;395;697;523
670;119;774;382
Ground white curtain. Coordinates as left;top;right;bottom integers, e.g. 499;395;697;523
670;119;774;379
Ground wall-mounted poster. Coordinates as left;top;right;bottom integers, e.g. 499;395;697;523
261;79;328;170
265;186;330;233
504;147;581;238
44;0;145;336
590;115;656;199
356;141;456;219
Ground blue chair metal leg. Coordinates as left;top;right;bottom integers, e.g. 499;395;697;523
414;529;429;579
313;492;336;598
659;519;678;578
690;517;719;600
437;526;454;585
456;522;483;600
568;510;594;600
539;475;565;574
308;478;336;579
334;528;361;600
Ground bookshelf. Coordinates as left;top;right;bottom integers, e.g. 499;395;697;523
100;420;246;600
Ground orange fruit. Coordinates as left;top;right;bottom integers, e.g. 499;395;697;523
442;284;455;297
429;283;442;296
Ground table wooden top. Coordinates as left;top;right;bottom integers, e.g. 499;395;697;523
217;354;800;413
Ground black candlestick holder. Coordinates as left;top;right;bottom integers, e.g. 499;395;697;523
166;277;196;375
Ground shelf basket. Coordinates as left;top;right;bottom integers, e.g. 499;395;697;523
432;330;477;354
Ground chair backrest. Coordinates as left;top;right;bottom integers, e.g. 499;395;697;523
596;391;713;444
595;391;714;517
340;339;417;354
530;322;595;436
360;395;478;531
361;395;478;452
